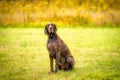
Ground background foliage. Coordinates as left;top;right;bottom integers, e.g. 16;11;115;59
0;0;120;27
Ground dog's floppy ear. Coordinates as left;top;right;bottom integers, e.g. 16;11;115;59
53;23;57;33
44;25;48;34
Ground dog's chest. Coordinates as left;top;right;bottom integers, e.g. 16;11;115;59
47;40;58;55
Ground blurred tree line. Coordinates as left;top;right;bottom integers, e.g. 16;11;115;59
0;0;120;27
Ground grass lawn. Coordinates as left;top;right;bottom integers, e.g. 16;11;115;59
0;27;120;80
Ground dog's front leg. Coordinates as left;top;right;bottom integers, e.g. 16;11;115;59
55;52;60;72
49;55;53;73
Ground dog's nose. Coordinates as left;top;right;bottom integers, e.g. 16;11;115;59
50;27;52;30
49;25;52;30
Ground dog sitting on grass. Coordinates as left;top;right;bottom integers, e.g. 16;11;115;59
44;23;75;73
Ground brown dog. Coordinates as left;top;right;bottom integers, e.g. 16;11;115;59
44;23;75;73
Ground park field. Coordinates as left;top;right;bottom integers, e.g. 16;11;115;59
0;27;120;80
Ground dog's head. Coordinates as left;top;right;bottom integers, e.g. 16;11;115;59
44;23;57;35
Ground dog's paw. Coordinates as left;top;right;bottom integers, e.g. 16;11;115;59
48;70;57;74
48;71;53;74
53;70;57;73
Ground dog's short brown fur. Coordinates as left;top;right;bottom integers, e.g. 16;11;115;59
44;23;75;73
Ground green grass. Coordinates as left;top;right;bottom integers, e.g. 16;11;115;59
0;27;120;80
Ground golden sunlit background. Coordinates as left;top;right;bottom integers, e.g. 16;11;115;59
0;0;120;27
